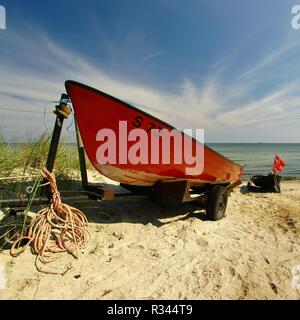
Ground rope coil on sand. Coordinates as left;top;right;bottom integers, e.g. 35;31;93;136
11;168;90;275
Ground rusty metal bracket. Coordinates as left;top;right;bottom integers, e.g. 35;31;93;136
152;180;206;203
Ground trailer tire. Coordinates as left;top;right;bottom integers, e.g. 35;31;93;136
206;185;228;221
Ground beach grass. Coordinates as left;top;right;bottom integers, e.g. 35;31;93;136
0;132;92;198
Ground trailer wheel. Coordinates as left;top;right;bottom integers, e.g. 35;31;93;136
206;185;228;221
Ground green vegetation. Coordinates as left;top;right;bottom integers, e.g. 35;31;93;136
0;132;92;198
0;132;95;251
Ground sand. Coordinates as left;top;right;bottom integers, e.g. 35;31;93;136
0;175;299;300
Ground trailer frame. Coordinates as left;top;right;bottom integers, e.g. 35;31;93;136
0;93;242;220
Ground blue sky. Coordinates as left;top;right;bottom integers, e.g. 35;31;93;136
0;0;300;142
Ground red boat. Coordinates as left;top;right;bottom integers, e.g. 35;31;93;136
66;81;243;186
0;81;244;252
66;81;243;220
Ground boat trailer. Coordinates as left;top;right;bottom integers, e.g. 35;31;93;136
0;93;242;223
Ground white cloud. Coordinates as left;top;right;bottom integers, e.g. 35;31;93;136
0;27;300;142
215;84;300;127
239;41;300;80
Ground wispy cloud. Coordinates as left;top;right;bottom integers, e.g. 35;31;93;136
0;26;300;142
239;41;299;79
215;84;300;127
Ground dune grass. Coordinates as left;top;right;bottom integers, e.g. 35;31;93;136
0;132;92;199
0;132;95;251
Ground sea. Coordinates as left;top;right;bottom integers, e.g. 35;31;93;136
5;142;300;178
207;143;300;178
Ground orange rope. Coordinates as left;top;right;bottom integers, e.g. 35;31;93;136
11;168;90;275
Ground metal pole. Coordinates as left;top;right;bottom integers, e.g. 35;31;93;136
75;118;89;190
45;94;71;172
0;194;91;208
41;94;71;196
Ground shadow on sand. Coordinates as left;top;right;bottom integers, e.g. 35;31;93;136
2;179;208;228
239;185;278;195
76;198;208;228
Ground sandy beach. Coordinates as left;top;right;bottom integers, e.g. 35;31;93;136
0;175;299;300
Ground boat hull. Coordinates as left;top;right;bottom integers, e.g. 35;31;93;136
66;81;244;186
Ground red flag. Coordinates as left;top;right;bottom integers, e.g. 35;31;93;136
272;155;285;174
279;159;286;167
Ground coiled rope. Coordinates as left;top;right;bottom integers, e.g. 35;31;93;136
11;168;90;275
